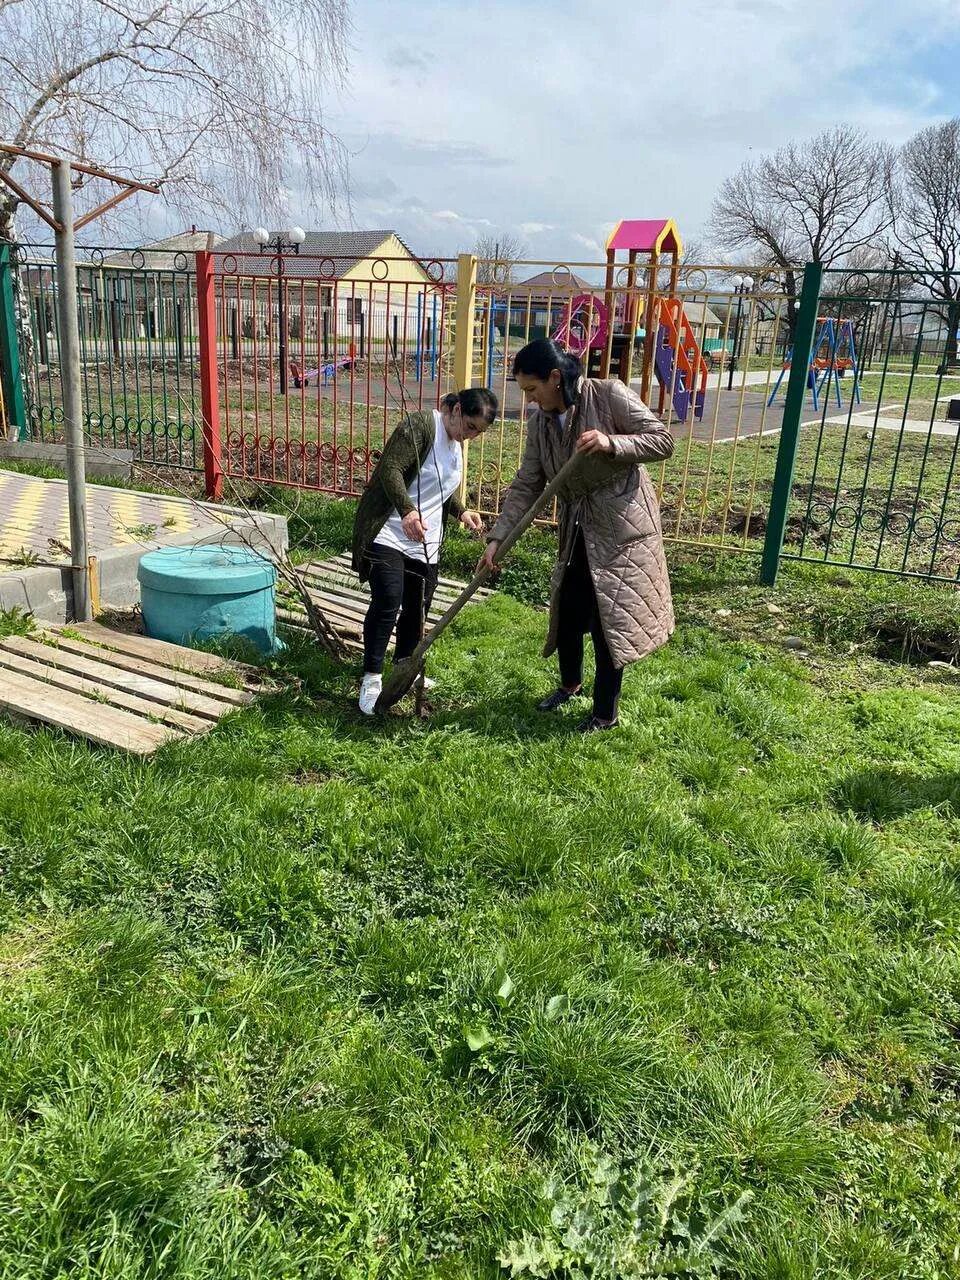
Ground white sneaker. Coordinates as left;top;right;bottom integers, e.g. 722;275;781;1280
358;673;382;716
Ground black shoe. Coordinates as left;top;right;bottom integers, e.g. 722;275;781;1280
577;714;619;734
537;687;582;712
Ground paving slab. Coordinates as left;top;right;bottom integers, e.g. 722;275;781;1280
0;471;287;622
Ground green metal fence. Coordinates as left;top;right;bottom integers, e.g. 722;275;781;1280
12;244;202;470
762;264;960;584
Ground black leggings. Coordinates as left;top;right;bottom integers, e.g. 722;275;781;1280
363;545;439;674
556;530;624;721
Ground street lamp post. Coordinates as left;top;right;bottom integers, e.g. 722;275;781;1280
253;224;306;394
727;274;754;391
863;300;879;371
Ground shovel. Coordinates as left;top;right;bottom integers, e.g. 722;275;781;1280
375;452;581;713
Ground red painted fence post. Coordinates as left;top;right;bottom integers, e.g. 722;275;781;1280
196;249;223;501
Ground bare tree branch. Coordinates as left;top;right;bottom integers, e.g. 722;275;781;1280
714;128;894;265
0;0;352;239
473;233;528;286
710;127;893;338
889;119;960;366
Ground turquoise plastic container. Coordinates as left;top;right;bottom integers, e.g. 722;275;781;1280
138;545;279;655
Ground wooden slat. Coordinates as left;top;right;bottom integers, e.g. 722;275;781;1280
301;568;466;610
0;647;210;734
277;608;362;645
45;635;253;705
278;584;363;620
321;554;494;598
0;665;179;754
280;590;443;637
302;596;366;628
58;621;258;678
291;598;364;633
1;636;233;720
305;585;443;626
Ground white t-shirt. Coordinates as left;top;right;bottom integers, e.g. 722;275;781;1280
374;409;462;563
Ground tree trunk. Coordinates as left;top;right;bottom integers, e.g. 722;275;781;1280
938;299;960;372
783;268;799;349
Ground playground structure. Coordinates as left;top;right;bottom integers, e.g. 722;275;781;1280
397;224;714;424
465;220;712;422
766;317;861;411
289;350;357;389
543;219;709;423
601;219;709;423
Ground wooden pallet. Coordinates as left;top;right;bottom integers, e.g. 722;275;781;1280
0;621;266;755
279;554;495;650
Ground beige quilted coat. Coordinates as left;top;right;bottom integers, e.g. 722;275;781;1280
489;378;674;668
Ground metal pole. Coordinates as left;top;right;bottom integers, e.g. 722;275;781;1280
759;262;823;586
195;248;223;501
50;158;91;621
277;255;288;395
430;295;437;380
175;301;185;360
0;243;28;440
34;297;49;365
727;287;743;392
415;291;422;380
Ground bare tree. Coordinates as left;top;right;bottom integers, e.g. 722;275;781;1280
711;126;894;336
889;119;960;369
473;234;528;286
0;0;351;240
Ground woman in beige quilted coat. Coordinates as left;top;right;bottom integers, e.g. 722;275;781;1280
482;338;674;733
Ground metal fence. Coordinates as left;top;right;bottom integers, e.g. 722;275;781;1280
210;251;455;494
466;261;798;560
8;245;203;470
763;264;960;584
3;242;958;585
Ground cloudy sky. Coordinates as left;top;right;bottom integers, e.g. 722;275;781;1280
300;0;960;263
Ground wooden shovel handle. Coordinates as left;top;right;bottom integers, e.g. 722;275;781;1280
400;452;581;669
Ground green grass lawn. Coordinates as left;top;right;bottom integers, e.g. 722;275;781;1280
2;494;960;1277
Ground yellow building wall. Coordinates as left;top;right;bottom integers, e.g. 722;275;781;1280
341;235;431;290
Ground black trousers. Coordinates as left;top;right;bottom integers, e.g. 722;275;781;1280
363;545;439;674
556;529;624;721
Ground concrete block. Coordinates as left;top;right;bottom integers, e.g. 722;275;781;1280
0;441;134;480
1;485;289;624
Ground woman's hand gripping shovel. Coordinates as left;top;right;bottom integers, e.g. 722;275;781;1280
375;453;582;714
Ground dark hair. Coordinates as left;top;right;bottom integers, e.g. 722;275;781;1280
512;338;582;408
442;387;498;423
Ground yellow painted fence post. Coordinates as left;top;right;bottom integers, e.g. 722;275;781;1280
453;253;477;504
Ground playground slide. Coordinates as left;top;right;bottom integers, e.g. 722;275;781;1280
654;298;708;423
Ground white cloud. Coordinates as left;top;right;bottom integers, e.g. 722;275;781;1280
326;0;956;258
144;0;960;256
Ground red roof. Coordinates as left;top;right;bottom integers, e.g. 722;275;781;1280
606;219;682;254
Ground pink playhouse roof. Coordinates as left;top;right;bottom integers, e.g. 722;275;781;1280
605;219;682;255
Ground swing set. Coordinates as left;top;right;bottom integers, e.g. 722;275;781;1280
767;317;862;410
